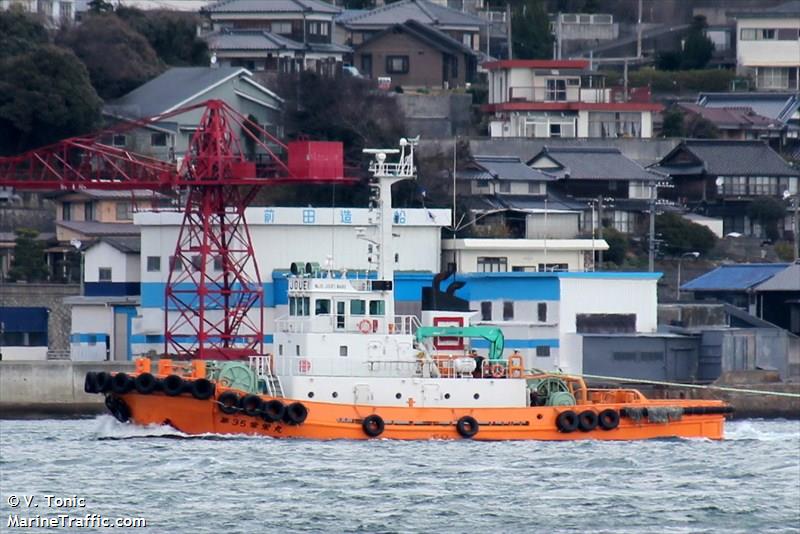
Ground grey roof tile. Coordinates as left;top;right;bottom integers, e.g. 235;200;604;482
697;92;799;123
472;155;555;181
658;140;800;177
207;29;305;51
208;0;340;14
528;146;660;181
86;236;141;254
56;221;139;237
755;262;800;291
341;0;484;28
362;19;474;55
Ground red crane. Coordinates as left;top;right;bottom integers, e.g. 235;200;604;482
0;99;352;359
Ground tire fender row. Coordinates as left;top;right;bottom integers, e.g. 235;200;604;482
556;409;620;433
85;371;216;400
215;391;308;426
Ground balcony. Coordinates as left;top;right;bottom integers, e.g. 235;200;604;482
506;86;611;104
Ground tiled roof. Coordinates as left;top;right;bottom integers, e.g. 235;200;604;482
56;221;139;237
207;29;305;51
731;0;800;17
657;140;800;177
361;19;474;55
682;263;789;291
528;146;660;181
470;155;555;182
464;193;586;212
697;92;799;123
207;0;340;15
340;0;485;28
677;103;782;130
755;262;800;291
86;236;141;254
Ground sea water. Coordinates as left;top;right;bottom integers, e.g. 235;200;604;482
1;418;798;533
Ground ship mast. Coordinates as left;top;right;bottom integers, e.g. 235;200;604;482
363;137;418;320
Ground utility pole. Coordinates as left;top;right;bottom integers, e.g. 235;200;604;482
636;0;643;59
648;183;655;272
506;1;512;60
597;196;604;266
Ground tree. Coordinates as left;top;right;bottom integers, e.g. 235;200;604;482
0;45;102;155
656;212;717;255
680;15;714;70
87;0;114;13
116;8;209;66
685;115;718;139
581;0;600;14
661;109;685;138
748;198;786;241
58;14;163;99
7;229;49;282
603;228;629;265
511;0;553;60
0;8;49;56
655;50;682;71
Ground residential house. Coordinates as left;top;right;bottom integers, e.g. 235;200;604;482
456;155;583;239
0;0;75;25
104;67;283;161
353;20;476;89
732;1;800;91
753;261;800;334
550;12;619;59
676;103;784;145
528;146;661;235
482;59;662;139
203;0;350;73
652;140;800;236
441;238;608;273
82;237;141;297
335;0;485;53
696;92;800;146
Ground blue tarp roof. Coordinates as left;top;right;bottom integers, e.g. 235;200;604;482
681;263;789;292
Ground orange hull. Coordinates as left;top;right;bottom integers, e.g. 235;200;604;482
119;392;727;441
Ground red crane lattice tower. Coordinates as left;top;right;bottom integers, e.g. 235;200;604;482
0;99;350;359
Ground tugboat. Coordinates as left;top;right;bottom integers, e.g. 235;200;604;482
85;138;732;440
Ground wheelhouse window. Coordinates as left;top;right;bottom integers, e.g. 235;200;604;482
386;55;409;74
480;301;492;321
538;302;547;322
369;300;385;315
289;296;310;316
315;299;331;315
350;299;366;315
503;301;514;320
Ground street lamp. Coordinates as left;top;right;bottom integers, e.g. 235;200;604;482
676;251;700;301
70;239;83;296
783;190;799;261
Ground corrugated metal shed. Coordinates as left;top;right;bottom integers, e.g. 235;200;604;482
682;263;789;291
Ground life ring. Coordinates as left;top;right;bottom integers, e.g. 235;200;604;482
598;409;620;430
84;372;98;394
217;391;240;414
456;415;479;438
94;371;112;393
556;410;579;433
105;395;130;423
283;402;308;425
261;399;285;422
134;372;157;395
190;378;215;400
111;372;134;395
578;410;598;432
362;414;385;437
491;363;505;378
241;394;263;417
358;319;372;334
162;374;185;397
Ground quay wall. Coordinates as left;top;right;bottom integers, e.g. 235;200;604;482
0;361;134;417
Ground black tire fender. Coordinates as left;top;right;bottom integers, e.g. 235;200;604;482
111;372;134;395
362;414;385;438
456;415;479;438
190;378;215;400
261;400;285;422
105;395;131;423
556;410;579;433
598;409;620;430
283;402;308;425
578;410;598;432
162;374;185;397
134;373;157;395
84;372;98;394
95;372;112;393
217;391;240;415
241;394;263;417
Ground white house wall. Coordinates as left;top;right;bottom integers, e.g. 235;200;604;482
737;16;800;69
84;243;131;283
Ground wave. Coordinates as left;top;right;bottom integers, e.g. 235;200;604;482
725;419;800;442
91;415;274;441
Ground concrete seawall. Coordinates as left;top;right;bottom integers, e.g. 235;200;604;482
0;361;134;417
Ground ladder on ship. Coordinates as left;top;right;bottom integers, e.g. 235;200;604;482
249;355;285;398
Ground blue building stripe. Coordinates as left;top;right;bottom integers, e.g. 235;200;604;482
70;333;109;343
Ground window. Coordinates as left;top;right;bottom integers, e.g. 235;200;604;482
289;296;310;316
170;256;183;272
112;134;126;147
60;1;72;19
750;176;778;196
756;67;790;90
741;28;776;40
309;21;320;34
116;202;132;221
549;123;562;137
476;180;489;189
538;263;568;272
62;202;72;221
612;210;633;233
462;33;472;48
545;79;566;101
536;346;551;357
272;22;291;34
480;301;492;321
339;345;348;357
477;256;507;272
84;202;94;221
315;299;330;315
499;182;511;193
151;133;167;147
528;182;542;194
587;111;642;138
191;255;202;271
369;300;385;315
613;352;637;361
386;55;409;74
320;23;329;36
213;256;223;271
350;299;366;315
503;301;514;320
98;267;112;282
720;176;747;196
577;313;636;334
146;256;161;272
537;302;547;322
361;54;372;77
